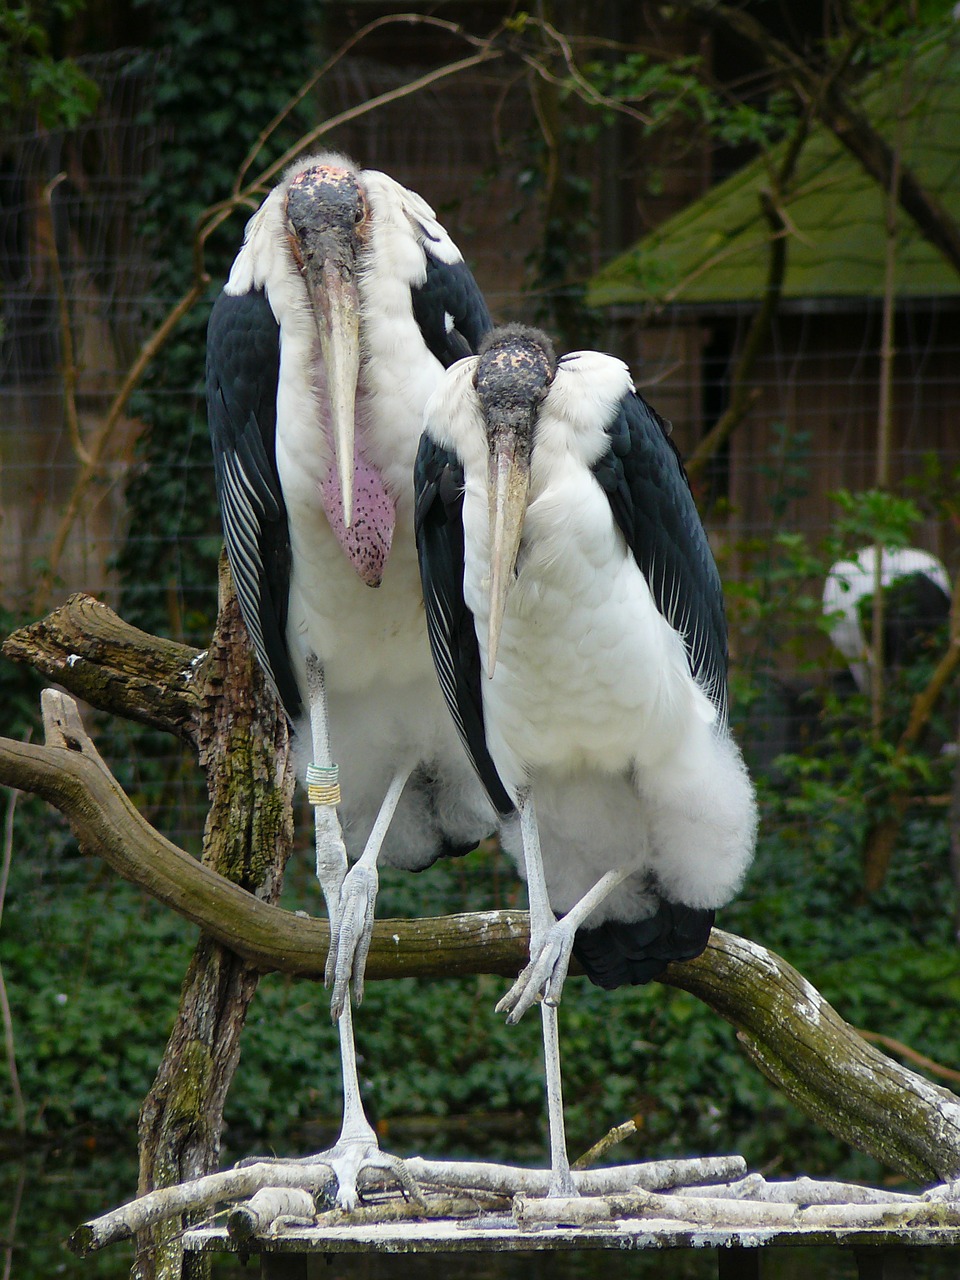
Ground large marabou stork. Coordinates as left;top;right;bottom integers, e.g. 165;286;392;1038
415;325;757;1194
206;154;511;1206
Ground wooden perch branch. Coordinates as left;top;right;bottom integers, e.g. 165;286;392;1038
70;1156;748;1255
2;594;205;746
0;707;526;981
3;690;960;1187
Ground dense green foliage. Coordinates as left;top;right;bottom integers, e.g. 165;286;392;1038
0;0;99;128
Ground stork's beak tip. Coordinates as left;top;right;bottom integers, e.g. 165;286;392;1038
485;645;499;680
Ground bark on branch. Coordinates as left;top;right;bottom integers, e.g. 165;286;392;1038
2;692;960;1187
2;594;205;746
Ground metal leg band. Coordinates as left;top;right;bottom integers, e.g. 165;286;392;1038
307;763;341;807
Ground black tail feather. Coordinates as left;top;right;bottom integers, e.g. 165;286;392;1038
571;902;715;990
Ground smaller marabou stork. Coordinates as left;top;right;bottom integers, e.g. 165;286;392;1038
823;547;952;691
207;154;508;1206
415;326;757;1194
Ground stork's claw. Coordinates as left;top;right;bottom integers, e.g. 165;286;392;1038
237;1142;425;1213
328;859;379;1019
495;918;577;1024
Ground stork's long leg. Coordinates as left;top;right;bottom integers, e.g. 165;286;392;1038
503;787;578;1199
295;656;419;1208
305;656;374;1143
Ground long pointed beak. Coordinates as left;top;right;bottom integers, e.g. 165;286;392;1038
486;433;530;678
305;255;360;528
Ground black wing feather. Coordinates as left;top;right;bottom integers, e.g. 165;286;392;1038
411;249;493;369
414;436;514;818
206;287;302;721
592;390;729;724
572;903;715;989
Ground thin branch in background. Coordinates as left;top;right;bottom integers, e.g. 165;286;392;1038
518;18;653;127
870;43;914;739
39;173;90;467
684;104;812;481
951;707;960;943
253;45;502;195
861;564;960;896
2;1162;26;1280
34;278;206;616
684;199;784;480
0;779;27;1136
234;13;490;195
856;1028;960;1087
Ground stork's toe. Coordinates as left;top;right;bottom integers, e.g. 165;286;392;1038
236;1142;424;1213
328;860;379;1019
495;919;577;1023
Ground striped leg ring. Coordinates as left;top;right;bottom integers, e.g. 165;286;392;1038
307;762;341;807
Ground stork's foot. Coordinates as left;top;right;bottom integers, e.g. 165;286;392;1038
495;918;576;1024
327;859;379;1019
237;1141;424;1213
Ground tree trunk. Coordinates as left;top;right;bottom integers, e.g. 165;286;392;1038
131;559;295;1280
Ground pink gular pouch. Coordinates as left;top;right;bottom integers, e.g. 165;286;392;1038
319;449;396;587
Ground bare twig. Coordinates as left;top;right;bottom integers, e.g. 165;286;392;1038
862;564;960;894
856;1029;960;1086
686;108;811;481
0;778;26;1135
234;14;493;194
250;45;502;198
40;173;90;466
572;1118;639;1170
35;278;206;614
1;1163;25;1280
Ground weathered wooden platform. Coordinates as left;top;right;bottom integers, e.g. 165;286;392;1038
183;1217;960;1278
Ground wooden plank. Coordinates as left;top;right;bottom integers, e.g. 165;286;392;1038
184;1221;960;1255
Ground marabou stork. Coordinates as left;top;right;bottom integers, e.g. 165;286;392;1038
415;326;757;1194
206;154;510;1206
823;546;952;691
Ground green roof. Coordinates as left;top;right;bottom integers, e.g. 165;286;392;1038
587;33;960;308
